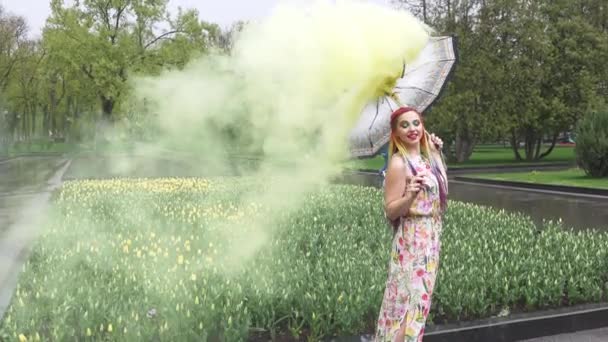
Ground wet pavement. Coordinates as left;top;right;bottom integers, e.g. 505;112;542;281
519;327;608;342
0;157;69;319
338;327;608;342
449;180;608;232
0;156;63;194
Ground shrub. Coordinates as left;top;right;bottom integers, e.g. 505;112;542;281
575;109;608;177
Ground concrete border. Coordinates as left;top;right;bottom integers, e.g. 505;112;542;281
424;302;608;342
352;162;574;176
447;162;573;175
0;156;22;165
454;176;608;198
0;152;64;162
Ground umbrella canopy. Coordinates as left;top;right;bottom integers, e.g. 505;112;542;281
348;35;457;158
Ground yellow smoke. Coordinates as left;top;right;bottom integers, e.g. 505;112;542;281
231;0;430;158
132;0;430;273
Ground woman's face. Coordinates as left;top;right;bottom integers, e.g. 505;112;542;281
394;110;423;147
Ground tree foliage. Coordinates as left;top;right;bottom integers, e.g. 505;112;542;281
394;0;608;162
45;0;220;122
0;1;229;147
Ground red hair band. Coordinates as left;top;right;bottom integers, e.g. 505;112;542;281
390;106;419;126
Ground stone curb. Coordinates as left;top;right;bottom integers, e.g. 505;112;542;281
454;176;608;198
352;162;574;175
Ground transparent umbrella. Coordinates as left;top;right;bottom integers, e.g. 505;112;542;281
348;35;458;158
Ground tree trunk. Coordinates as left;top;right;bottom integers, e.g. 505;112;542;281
422;0;427;23
454;127;476;163
521;128;553;161
64;98;70;142
49;78;57;137
8;112;18;141
538;131;559;160
30;111;35;140
97;95;115;145
101;95;114;122
510;129;523;161
20;105;26;141
534;136;542;159
523;128;536;161
43;108;50;137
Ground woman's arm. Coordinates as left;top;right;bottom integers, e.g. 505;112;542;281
384;155;423;220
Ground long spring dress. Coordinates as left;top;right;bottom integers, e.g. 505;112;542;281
375;155;443;342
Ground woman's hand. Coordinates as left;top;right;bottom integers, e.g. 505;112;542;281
429;133;444;150
405;175;424;195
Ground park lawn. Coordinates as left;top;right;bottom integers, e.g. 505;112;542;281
345;145;576;171
1;140;142;158
469;168;608;190
466;145;575;165
2;141;78;157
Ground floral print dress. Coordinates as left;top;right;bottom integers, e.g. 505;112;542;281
375;155;443;342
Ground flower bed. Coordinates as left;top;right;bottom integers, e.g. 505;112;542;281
1;178;607;341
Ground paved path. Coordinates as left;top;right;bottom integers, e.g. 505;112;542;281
519;327;608;342
0;158;70;320
332;327;608;342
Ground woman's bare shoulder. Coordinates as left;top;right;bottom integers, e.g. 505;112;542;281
386;153;411;179
388;153;405;169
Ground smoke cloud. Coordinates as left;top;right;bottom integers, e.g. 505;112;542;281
130;0;430;271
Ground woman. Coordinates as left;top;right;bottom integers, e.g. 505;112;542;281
375;106;448;342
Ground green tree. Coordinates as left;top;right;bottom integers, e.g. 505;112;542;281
216;20;246;55
4;40;45;141
0;5;28;91
506;0;607;161
393;0;607;162
399;0;506;162
38;33;100;142
45;0;218;124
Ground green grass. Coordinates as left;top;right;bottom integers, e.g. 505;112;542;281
344;155;387;170
464;145;575;165
468;168;608;189
1;141;78;157
1;178;607;341
345;145;576;170
1;140;144;159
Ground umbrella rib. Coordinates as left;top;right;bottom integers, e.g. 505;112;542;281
368;99;381;130
403;58;454;74
394;86;436;96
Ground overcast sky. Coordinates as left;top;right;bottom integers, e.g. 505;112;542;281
3;0;392;39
